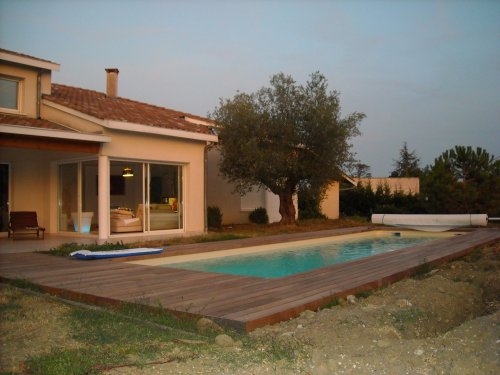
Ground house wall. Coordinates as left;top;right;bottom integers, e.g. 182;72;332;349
321;181;340;219
1;147;88;232
354;177;420;195
207;147;293;225
100;129;207;234
41;104;105;133
38;105;208;235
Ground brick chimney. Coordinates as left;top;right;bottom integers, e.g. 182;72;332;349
105;68;119;97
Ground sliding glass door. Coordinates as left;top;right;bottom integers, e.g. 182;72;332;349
109;160;183;234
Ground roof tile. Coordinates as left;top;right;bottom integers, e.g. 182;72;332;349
0;113;75;131
44;84;214;135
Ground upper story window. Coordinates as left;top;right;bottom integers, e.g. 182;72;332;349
0;76;22;113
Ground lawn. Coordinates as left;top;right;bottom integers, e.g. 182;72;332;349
42;217;370;256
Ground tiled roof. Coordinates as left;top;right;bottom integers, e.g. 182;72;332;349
0;113;75;131
44;84;215;136
0;48;58;66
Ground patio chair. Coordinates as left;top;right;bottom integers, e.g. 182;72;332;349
8;211;46;240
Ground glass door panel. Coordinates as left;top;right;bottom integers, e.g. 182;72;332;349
109;161;144;234
82;161;98;233
149;164;182;230
59;163;78;232
0;164;9;232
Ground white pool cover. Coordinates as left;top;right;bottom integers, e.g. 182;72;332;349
371;214;488;232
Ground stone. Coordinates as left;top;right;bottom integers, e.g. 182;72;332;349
338;298;347;306
197;317;223;333
300;309;316;320
397;299;412;308
347;295;357;304
377;340;392;348
215;334;235;347
171;347;181;356
414;348;424;356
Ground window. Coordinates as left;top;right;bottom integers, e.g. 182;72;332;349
0;76;21;112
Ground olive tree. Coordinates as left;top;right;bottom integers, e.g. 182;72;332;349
211;72;365;224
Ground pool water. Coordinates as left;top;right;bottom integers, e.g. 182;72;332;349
162;232;453;278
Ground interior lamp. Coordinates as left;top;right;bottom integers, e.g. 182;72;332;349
122;167;134;177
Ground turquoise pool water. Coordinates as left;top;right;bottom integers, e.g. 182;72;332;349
163;232;452;278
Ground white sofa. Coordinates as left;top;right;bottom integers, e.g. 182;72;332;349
110;208;142;233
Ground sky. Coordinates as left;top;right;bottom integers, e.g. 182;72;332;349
1;0;498;176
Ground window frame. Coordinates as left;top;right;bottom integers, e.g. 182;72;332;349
0;75;23;114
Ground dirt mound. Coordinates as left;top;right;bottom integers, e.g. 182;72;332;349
249;242;499;374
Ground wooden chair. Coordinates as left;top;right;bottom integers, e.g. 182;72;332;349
8;211;46;240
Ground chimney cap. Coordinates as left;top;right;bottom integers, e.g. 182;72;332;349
105;68;119;73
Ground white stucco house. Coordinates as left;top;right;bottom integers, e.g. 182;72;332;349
0;48;217;241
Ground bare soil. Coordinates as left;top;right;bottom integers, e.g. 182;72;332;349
1;241;498;374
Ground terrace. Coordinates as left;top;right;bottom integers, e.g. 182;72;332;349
0;227;498;332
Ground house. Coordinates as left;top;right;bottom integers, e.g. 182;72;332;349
0;48;217;241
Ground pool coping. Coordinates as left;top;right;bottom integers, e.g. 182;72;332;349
1;226;498;332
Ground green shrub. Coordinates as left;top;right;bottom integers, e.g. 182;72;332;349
249;207;269;224
207;206;223;229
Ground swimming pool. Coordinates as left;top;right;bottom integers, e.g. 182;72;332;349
131;231;458;278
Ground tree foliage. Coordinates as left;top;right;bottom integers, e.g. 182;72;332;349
340;182;424;217
421;146;499;215
390;142;421;177
212;72;365;224
349;162;372;178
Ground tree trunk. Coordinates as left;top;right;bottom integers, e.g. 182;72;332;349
278;191;296;225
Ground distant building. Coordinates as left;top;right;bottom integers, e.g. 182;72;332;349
352;177;420;195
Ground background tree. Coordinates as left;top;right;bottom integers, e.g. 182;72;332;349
390;142;421;177
212;72;365;224
349;162;372;178
421;146;499;215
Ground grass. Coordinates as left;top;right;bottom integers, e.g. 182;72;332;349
355;290;373;299
0;286;206;374
413;257;433;278
40;241;131;257
1;284;308;374
7;278;43;293
39;217;369;257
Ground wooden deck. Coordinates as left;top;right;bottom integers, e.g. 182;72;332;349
1;227;498;332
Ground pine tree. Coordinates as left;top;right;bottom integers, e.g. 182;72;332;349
390;142;421;177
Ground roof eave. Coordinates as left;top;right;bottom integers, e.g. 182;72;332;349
0;51;60;71
0;124;111;143
107;120;218;143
